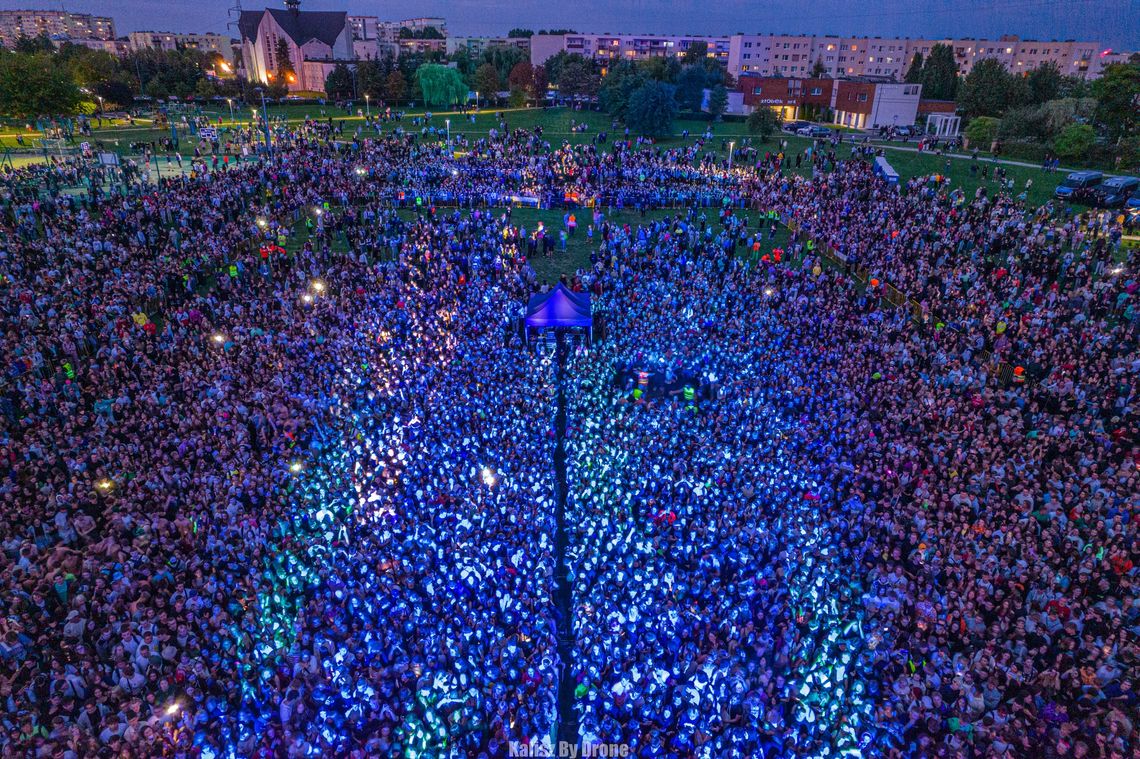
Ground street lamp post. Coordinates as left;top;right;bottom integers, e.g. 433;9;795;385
365;94;370;117
445;118;450;145
226;98;234;123
96;95;104;115
728;140;736;172
257;88;272;155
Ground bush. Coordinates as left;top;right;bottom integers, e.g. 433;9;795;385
1052;124;1096;161
746;107;781;141
625;81;678;138
964;116;999;149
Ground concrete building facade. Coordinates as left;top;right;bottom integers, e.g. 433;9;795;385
530;32;730;66
0;10;115;48
127;32;237;63
729;33;1121;80
447;36;530;58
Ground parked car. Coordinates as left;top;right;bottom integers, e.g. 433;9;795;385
797;125;833;138
1091;176;1140;208
783;120;810;134
1126;190;1140;222
893;125;916;138
1054;170;1103;202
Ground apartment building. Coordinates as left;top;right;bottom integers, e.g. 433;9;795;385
447;36;530;58
381;17;446;43
127;31;237;63
397;38;446;56
70;38;131;56
0;9;115;48
530;32;730;66
729;33;1120;80
347;16;399;60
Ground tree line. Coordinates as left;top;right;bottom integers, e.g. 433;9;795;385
903;43;1139;168
0;33;243;118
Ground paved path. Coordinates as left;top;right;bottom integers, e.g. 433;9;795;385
866;139;1121;177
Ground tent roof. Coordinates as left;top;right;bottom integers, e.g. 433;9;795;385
525;283;592;329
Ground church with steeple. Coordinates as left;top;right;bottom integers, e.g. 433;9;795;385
238;0;353;92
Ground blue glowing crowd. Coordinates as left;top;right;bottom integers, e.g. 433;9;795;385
0;112;1136;758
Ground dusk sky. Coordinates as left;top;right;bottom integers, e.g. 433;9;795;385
3;0;1137;49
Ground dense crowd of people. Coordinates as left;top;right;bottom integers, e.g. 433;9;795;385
0;112;1135;758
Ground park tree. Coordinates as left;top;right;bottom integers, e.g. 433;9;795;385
126;48;210;99
0;50;83;117
1026;61;1062;105
415;63;467;107
325;63;353;100
508;28;534;38
450;48;476;83
384;70;408;103
556;58;600;99
682;41;708;65
921;44;959;100
599;60;646;119
55;43;134;108
13;33;53;53
963;116;1000;149
1039;97;1096;137
1052;123;1096;160
529;64;548;100
958;58;1027;118
543;51;587;88
474;63;501;100
355;59;385;99
1091;62;1140;142
996;105;1042;140
400;26;443;40
508;61;534;93
747;107;781;141
92;80;135;110
810;58;827;78
707;84;728;120
997;105;1047;141
675;65;711;111
638;56;680;83
274;38;295;83
625;81;678;137
481;45;527;83
904;52;924;84
1117;135;1140;171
